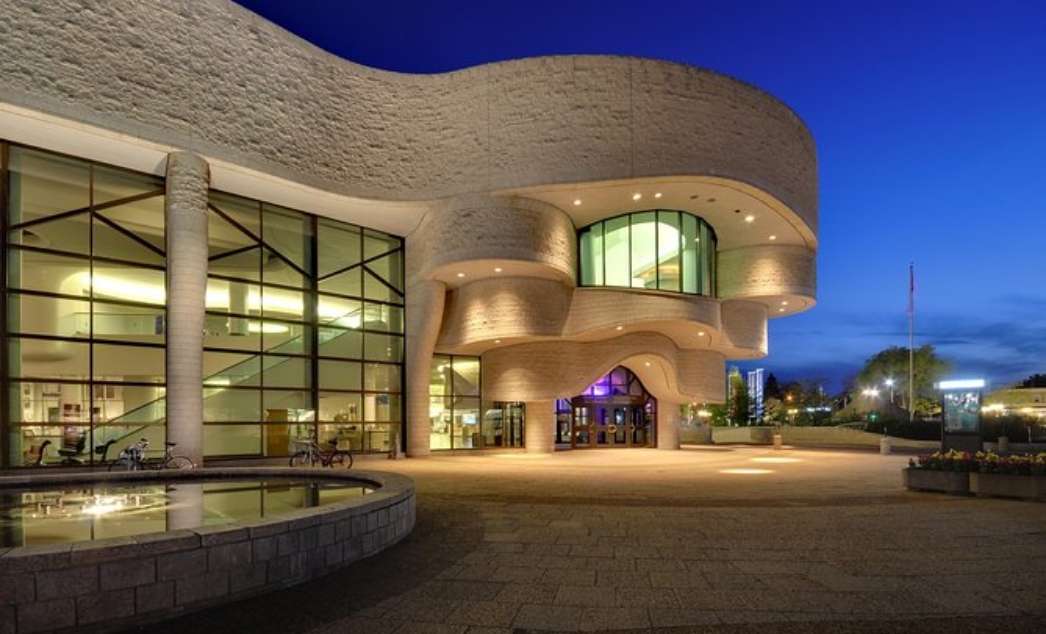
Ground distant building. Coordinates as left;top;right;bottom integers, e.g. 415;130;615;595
984;388;1046;419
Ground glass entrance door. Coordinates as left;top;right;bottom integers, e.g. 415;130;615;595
571;400;653;448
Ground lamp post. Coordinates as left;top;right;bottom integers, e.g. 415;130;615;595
884;378;895;405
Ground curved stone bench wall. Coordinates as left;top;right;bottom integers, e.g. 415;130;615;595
0;468;415;634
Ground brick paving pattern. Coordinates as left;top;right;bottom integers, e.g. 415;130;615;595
132;447;1046;633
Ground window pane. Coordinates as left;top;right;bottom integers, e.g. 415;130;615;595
263;321;309;355
681;214;698;294
364;303;403;333
579;224;603;286
8;147;90;225
451;357;481;396
657;211;681;292
204;424;262;457
93;343;165;381
364;332;402;362
366;252;404;294
318;296;362;328
319;327;363;359
7;249;88;293
262;204;311;277
319;360;361;390
318;220;361;278
701;223;715;296
604;216;630;287
9;338;90;378
365;363;401;392
319;267;362;299
630;212;656;289
363;228;398;260
93;197;166;265
263;356;311;389
93;164;163;205
8;294;90;338
203;388;260;422
318;392;363;423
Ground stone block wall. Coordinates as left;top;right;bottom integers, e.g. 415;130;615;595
0;468;415;634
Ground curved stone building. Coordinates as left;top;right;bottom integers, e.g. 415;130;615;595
0;0;817;466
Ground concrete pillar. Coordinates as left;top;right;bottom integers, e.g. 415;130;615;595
165;152;209;465
404;279;446;457
658;401;681;450
524;399;555;453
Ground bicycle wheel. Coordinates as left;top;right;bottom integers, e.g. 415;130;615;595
342;452;354;469
166;456;194;469
327;452;345;468
289;451;311;467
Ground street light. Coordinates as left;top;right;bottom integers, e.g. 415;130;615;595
884;378;895;404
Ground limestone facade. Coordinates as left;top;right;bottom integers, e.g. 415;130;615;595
0;0;818;456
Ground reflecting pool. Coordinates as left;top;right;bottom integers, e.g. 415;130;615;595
0;479;372;547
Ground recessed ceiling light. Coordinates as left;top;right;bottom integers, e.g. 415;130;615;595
698;331;706;336
781;301;789;306
632;193;642;201
494;339;501;344
645;361;651;367
573;199;582;206
778;308;786;313
494;267;502;273
769;235;777;241
745;215;755;223
456;272;465;278
615;325;623;331
654;192;662;199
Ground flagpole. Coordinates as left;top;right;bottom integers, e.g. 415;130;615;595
908;263;915;422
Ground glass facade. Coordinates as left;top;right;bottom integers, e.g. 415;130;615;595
3;144;168;468
579;210;716;296
1;142;405;467
427;355;525;450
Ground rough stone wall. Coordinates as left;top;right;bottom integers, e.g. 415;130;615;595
717;244;817;301
408;196;576;286
482;333;727;404
0;0;817;229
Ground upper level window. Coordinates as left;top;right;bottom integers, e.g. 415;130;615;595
578;210;716;296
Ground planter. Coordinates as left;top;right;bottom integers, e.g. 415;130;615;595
903;468;970;495
970;472;1046;500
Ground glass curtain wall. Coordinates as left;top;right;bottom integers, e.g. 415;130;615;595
3;143;167;468
0;142;404;467
204;193;404;458
579;210;717;296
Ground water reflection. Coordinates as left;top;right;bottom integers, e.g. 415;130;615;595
0;479;372;548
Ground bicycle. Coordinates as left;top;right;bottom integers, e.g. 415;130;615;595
288;434;353;469
108;439;195;471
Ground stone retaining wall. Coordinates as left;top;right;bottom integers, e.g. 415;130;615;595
0;468;415;634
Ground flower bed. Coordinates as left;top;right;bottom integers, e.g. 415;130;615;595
904;450;1046;500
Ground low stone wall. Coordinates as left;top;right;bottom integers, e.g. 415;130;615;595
0;468;415;634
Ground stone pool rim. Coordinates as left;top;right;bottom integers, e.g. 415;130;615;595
0;467;416;634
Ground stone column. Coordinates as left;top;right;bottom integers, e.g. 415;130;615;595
524;399;555;453
657;401;681;450
404;279;446;457
165;152;209;465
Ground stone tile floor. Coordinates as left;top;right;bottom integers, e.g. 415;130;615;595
133;446;1046;633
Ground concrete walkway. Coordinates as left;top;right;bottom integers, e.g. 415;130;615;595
135;447;1046;634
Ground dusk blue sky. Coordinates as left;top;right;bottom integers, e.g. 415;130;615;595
235;0;1046;394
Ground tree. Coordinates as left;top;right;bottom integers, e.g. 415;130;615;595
727;368;750;426
854;345;951;416
779;378;832;425
1018;374;1046;388
764;373;782;401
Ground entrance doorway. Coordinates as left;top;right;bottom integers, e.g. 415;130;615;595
559;367;656;449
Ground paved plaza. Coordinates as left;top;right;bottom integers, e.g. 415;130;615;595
139;446;1046;634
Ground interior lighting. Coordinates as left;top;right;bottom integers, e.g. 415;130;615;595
744;215;755;223
494;339;501;344
573;199;582;206
615;326;623;331
698;331;706;336
719;468;773;475
632;193;642;201
769;235;777;240
248;322;290;334
456;272;465;278
654;192;662;199
494;267;502;273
